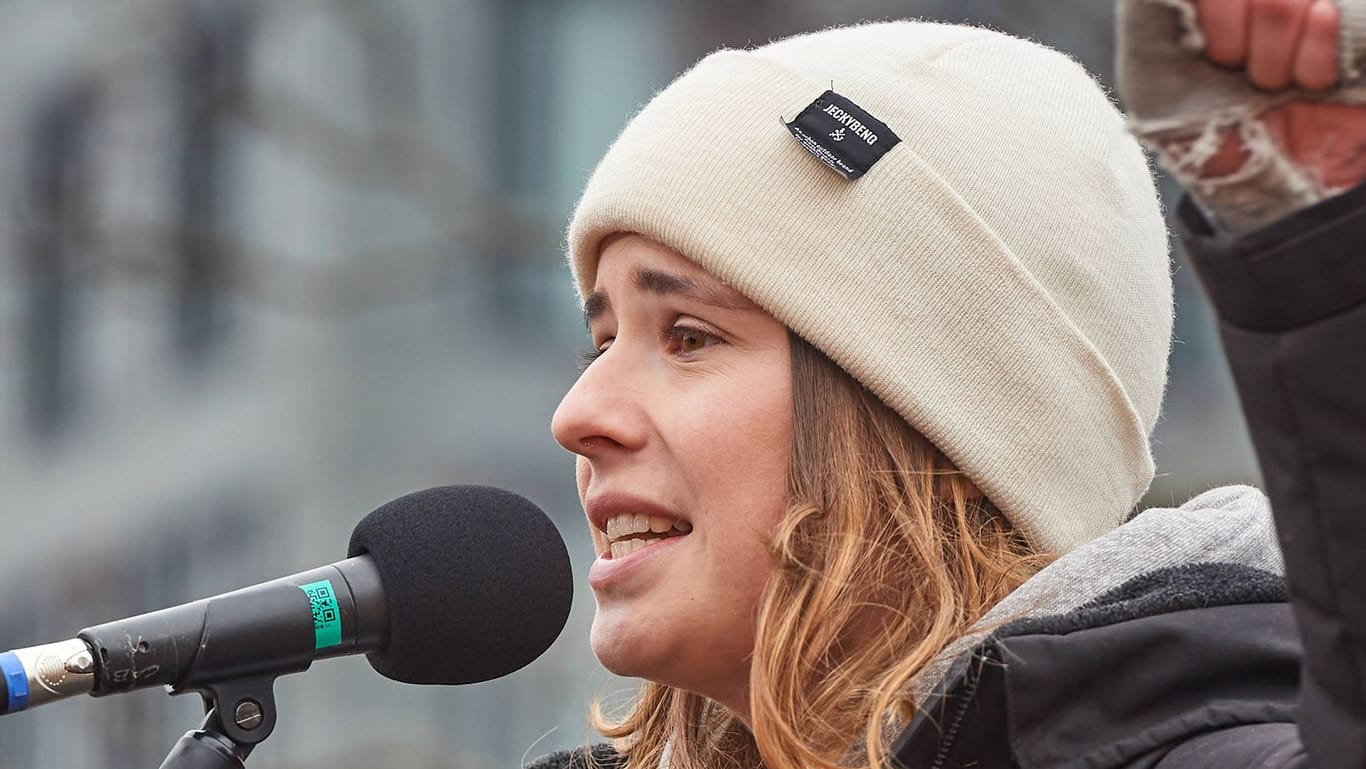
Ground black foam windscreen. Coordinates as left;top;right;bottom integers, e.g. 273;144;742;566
346;485;573;685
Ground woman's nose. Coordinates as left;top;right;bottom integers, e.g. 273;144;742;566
551;350;648;457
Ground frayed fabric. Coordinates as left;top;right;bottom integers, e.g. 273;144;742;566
1342;0;1366;78
1117;0;1366;231
1146;0;1206;51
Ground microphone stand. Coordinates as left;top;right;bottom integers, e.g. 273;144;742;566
158;674;278;769
158;709;254;769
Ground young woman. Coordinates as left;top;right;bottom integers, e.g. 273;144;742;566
540;2;1366;767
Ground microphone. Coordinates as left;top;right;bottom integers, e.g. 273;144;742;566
0;485;574;716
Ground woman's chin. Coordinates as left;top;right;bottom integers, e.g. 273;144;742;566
590;614;752;711
590;613;659;678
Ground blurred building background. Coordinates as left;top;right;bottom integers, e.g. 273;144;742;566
0;1;1259;768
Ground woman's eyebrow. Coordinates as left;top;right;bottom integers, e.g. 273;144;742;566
582;266;754;327
583;292;610;326
631;266;752;311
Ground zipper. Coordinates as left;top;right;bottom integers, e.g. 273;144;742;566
929;644;998;769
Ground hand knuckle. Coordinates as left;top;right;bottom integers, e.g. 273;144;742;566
1252;0;1307;24
1208;47;1247;67
1297;72;1337;91
1251;71;1291;89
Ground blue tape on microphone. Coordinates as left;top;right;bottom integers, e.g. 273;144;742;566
0;651;29;713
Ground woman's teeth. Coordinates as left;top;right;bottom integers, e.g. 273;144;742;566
610;539;654;558
604;513;692;558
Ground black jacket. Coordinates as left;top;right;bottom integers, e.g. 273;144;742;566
1171;186;1366;768
898;186;1366;768
529;187;1366;769
893;186;1366;768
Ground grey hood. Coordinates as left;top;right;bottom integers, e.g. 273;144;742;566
916;483;1284;699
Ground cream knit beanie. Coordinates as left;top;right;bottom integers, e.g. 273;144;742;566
567;21;1172;555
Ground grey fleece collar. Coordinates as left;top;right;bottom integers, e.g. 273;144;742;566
915;484;1283;700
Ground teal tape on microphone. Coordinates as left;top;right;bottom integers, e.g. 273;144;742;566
300;580;343;649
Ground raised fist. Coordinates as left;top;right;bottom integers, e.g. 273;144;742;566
1199;0;1341;91
1118;0;1366;230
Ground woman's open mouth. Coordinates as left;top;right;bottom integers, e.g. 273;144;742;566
604;513;692;558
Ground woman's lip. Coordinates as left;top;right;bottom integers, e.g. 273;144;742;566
588;533;687;590
585;492;686;537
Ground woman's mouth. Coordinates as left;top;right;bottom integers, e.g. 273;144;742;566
604;513;692;559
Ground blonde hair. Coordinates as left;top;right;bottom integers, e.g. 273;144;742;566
590;332;1051;769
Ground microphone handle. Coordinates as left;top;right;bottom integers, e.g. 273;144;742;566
0;556;387;715
80;556;386;696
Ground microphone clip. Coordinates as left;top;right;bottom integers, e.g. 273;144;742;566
158;673;280;769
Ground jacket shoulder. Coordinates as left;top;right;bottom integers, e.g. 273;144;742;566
525;744;623;769
896;562;1300;768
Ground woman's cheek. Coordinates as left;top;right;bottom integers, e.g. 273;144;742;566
589;526;610;556
575;456;592;496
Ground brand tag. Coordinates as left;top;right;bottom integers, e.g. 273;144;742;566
785;90;900;180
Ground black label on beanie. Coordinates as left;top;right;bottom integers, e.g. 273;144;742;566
785;90;900;180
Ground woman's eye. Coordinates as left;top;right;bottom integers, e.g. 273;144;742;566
577;348;603;371
667;325;717;356
578;339;611;371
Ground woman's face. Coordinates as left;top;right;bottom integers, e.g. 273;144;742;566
551;235;793;715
